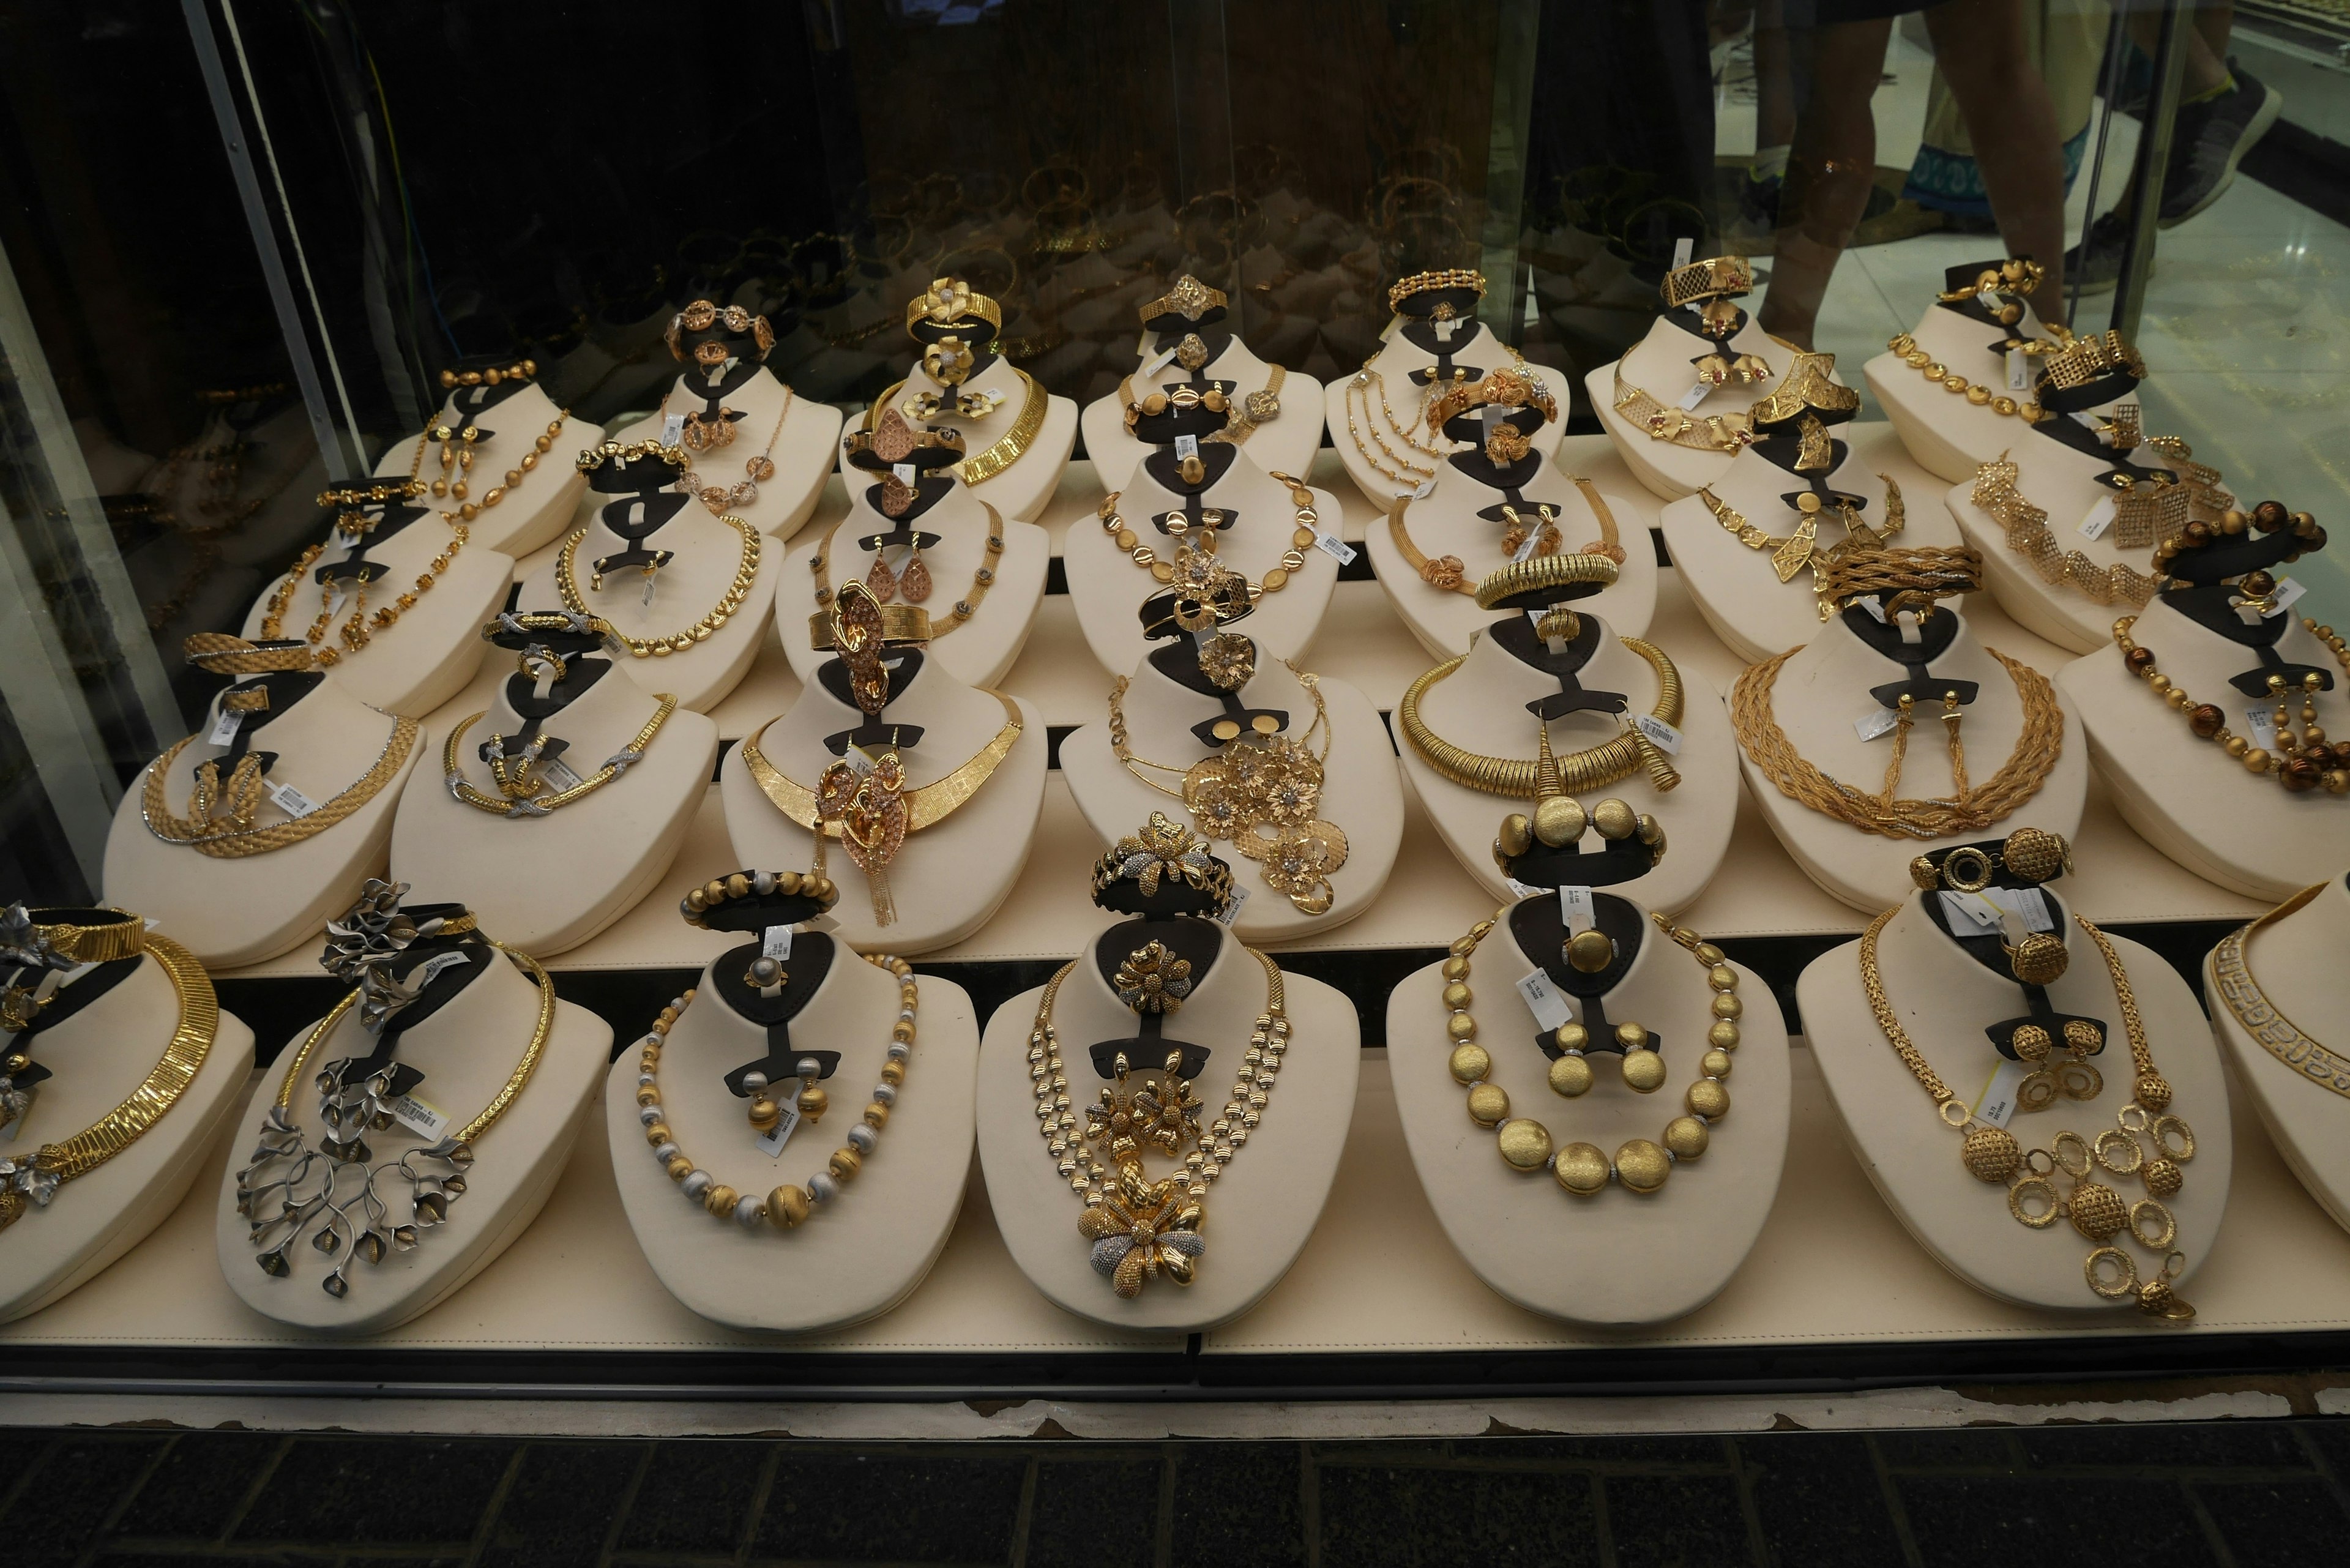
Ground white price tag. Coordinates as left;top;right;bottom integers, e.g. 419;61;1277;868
1214;884;1249;926
2006;346;2031;392
2245;706;2278;752
1985;886;2056;932
1974;1058;2030;1130
1673;237;1694;269
1977;289;2002;314
756;1102;802;1157
412;950;471;989
660;413;685;446
1173;433;1200;462
387;1092;451;1140
208;706;245;745
1514;969;1575;1032
1676;379;1714;411
763;925;794;961
2269;576;2308;616
2078;494;2116;542
1140;342;1180;376
846;746;877;774
1854;706;1901;742
1412;477;1437;501
1434;317;1457;342
1505;879;1542;902
1939;890;2004;931
1557;885;1595;935
892;462;916;486
540;757;584;793
1511;532;1542;565
266;780;320;818
1859;596;1888;622
1631;714;1684;755
1312;528;1357;565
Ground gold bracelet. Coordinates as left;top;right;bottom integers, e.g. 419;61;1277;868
439;360;534;389
1139;275;1226;323
2040;330;2146;392
808;602;934;649
575;438;686;475
182;633;316;678
1746;351;1859;427
1698;479;1908;620
1389;268;1486;313
1425;366;1557;434
1811;544;1982;611
1938;256;2046;304
1387;479;1626;595
1472;549;1620;608
1661;255;1755;309
23;913;147;966
905;276;1001;335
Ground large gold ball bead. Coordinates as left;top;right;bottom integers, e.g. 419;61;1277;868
1686;1077;1730;1119
1554;1141;1611;1195
1591;798;1637;840
1700;1048;1733;1080
1445;1012;1478;1043
1548;1053;1594;1097
828;1147;862;1181
1496;813;1533;859
1442;982;1473;1010
1614;1021;1648;1051
748;1097;781;1132
704;1184;739;1217
1961;1125;2023;1183
1496;1118;1554;1171
1693;941;1725;966
1554;1022;1588;1053
797;1085;829;1121
1664;1116;1710;1160
1621;1048;1667;1093
1441;957;1471;982
2068;1181;2127;1239
1709;1021;1741;1051
1711;992;1744;1020
1466;1082;1510;1127
1567;930;1614;973
1449;1043;1492;1085
1707;963;1739;993
2135;1073;2173;1113
2143;1158;2184;1198
768;1184;811;1228
1615;1138;1671;1193
725;872;751;899
1533;796;1586;848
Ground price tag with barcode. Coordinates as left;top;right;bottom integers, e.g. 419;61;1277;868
1974;1058;2029;1129
1631;714;1683;755
1312;526;1357;565
1557;885;1595;935
1515;969;1574;1032
1854;706;1901;742
388;1092;451;1140
763;925;794;961
266;780;320;818
2270;576;2308;616
208;706;246;745
1214;885;1249;926
660;413;685;446
756;1103;802;1157
2245;706;2278;751
2006;346;2031;391
1140;342;1179;376
1677;379;1714;411
2079;494;2116;541
1173;433;1200;462
892;462;916;487
540;758;584;794
1673;237;1694;269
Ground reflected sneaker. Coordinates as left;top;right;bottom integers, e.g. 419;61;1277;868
2063;208;2136;297
2159;68;2283;227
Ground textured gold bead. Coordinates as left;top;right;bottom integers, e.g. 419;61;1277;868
1707;963;1738;991
1449;1043;1491;1085
881;1059;906;1085
1711;993;1744;1020
644;1122;671;1147
1621;1049;1666;1093
1554;1141;1610;1195
635;1085;660;1107
1441;982;1472;1010
665;1155;693;1180
1548;1053;1594;1097
1441;957;1471;981
1466;1082;1510;1127
1445;1012;1477;1042
1686;1078;1730;1119
829;1147;862;1180
704;1184;739;1217
1693;942;1725;965
1496;1118;1553;1171
1700;1048;1733;1080
1663;1116;1710;1160
864;1101;890;1129
1614;1138;1671;1193
769;1185;811;1228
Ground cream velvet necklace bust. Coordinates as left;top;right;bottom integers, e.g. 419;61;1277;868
368;378;601;558
1865;293;2061;484
1085;331;1325;491
1325;318;1573;509
843;354;1078;524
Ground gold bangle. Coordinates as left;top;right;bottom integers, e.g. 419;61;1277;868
1745;351;1859;427
576;438;686;476
905;275;1002;335
666;300;774;362
1138;274;1226;323
439;360;534;389
482;609;616;643
2040;329;2146;391
22;911;147;966
808;602;934;648
1661;255;1755;309
182;633;316;677
1388;268;1486;314
1472;551;1621;610
1425;366;1557;433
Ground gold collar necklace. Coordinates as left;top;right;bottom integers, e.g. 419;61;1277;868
738;691;1024;837
864;367;1048;487
442;696;680;818
2210;884;2350;1099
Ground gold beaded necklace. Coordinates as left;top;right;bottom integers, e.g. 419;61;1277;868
2109;609;2350;796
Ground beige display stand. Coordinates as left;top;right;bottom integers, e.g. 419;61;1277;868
1797;892;2231;1311
1386;902;1790;1324
1587;315;1804;501
975;926;1360;1332
104;684;425;968
1365;458;1656;658
607;365;842;539
2204;875;2350;1234
387;663;720;957
1058;650;1403;943
774;485;1050;690
1865;297;2057;484
1064;460;1343;677
1398;611;1739;916
516;505;777;714
237;519;512;719
1080;335;1326;491
1738;605;2091;913
1324;322;1573;510
1660;433;1962;665
1947;431;2192;654
718;659;1048;955
213;941;611;1335
0;945;255;1324
368;383;600;558
605;944;980;1332
2057;595;2350;900
840;359;1078;523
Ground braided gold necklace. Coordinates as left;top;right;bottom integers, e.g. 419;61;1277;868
141;714;419;857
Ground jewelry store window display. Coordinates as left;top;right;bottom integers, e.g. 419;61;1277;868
524;439;774;713
1733;547;2088;912
600;299;843;539
2058;498;2350;900
1326;269;1574;512
1080;274;1324;490
1067;379;1345;677
0;905;252;1324
236;474;515;718
1386;778;1789;1324
389;603;718;957
606;868;979;1332
840;277;1077;524
1398;552;1738;915
1662;351;1960;665
1060;550;1403;941
976;816;1359;1331
724;581;1045;954
364;356;599;559
1867;257;2070;485
777;394;1050;691
217;882;610;1335
1369;364;1655;657
1797;831;2226;1316
105;634;424;968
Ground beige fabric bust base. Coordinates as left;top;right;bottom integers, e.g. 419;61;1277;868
237;520;512;719
1398;612;1737;917
608;366;843;539
1386;900;1790;1324
369;384;600;558
2205;875;2350;1234
0;950;255;1324
1661;433;1960;665
212;941;612;1336
1081;335;1326;492
1058;649;1403;943
517;506;777;715
389;663;718;957
718;657;1046;956
775;484;1050;692
2057;596;2350;900
841;358;1078;524
975;927;1360;1332
104;683;424;968
1586;315;1802;501
605;946;979;1332
1797;892;2231;1311
1739;605;2089;913
1864;298;2059;484
1366;460;1655;659
1324;322;1572;510
1065;458;1341;678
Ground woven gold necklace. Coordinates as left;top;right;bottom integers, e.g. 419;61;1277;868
141;714;419;857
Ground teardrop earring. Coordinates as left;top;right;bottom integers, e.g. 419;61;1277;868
900;540;933;603
865;546;898;602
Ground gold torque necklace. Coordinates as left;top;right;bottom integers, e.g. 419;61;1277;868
2210;884;2350;1100
808;504;1006;638
442;696;679;818
1698;477;1906;621
739;690;1025;837
1400;638;1686;796
657;383;794;516
1859;904;2197;1318
141;712;419;857
556;513;761;657
1389;477;1626;597
0;930;218;1231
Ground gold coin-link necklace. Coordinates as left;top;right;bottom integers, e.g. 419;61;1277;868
556;513;762;657
1097;471;1326;597
657;384;794;516
808;504;1007;638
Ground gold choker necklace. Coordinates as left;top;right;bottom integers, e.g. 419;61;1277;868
2210;884;2350;1099
555;513;761;658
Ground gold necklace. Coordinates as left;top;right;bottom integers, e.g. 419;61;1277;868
2109;614;2350;797
862;368;1050;487
1343;363;1448;486
659;385;794;516
556;513;761;657
0;931;218;1231
1859;904;2197;1318
1968;461;2165;608
1611;362;1754;452
1389;478;1627;595
1400;640;1685;796
2210;884;2350;1099
140;714;419;857
442;696;679;817
1697;477;1906;621
1028;943;1289;1298
1885;332;2050;421
1097;470;1324;597
807;504;1005;638
738;691;1024;836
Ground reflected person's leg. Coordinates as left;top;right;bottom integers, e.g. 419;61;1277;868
1922;0;2070;324
1758;15;1894;350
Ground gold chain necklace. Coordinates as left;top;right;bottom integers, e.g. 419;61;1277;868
2109;614;2350;796
1698;477;1906;620
1886;332;2049;421
442;696;679;817
658;385;793;515
2210;884;2350;1099
1969;461;2165;608
808;504;1005;638
1028;943;1288;1298
1097;471;1323;597
1859;905;2197;1318
1399;639;1685;796
0;931;218;1230
1344;364;1449;485
1388;477;1626;595
140;714;419;857
556;513;761;657
738;691;1024;837
864;368;1049;487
